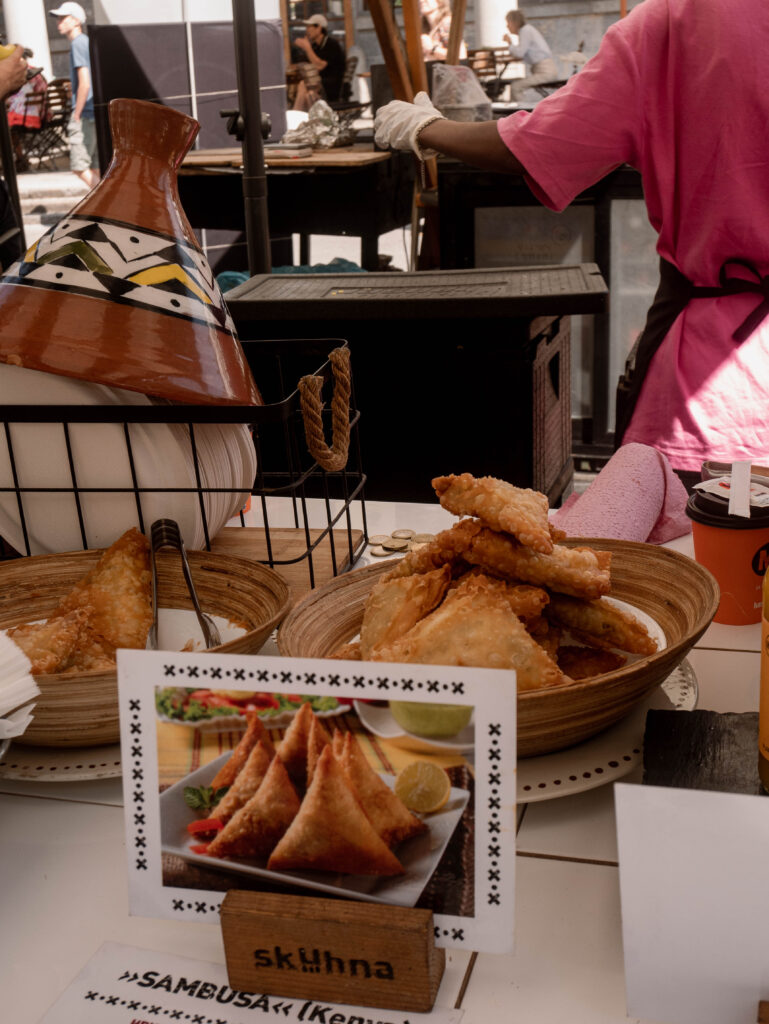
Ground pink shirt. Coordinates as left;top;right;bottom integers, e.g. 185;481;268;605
497;0;769;471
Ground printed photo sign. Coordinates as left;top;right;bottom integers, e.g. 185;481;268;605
118;649;517;954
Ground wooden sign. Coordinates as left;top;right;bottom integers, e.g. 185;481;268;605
221;891;445;1012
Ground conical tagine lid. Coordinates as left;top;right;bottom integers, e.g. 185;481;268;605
0;98;261;406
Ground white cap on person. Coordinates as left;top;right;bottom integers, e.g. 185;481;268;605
302;14;328;28
49;2;87;24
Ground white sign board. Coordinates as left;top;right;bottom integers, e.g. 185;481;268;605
615;782;769;1024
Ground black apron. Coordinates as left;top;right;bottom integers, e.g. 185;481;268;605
614;256;769;447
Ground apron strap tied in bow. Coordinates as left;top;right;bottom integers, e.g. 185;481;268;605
615;256;769;448
701;259;769;343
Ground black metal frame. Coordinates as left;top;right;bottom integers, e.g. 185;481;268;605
0;344;369;590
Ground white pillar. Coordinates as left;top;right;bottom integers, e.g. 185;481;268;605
475;0;515;51
3;0;54;81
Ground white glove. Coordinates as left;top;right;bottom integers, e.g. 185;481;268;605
374;91;445;160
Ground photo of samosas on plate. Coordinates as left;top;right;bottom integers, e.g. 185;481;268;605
158;697;474;912
328;473;661;686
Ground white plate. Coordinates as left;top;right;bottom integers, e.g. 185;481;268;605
354;700;475;754
160;752;470;907
0;741;122;781
517;659;698;802
153;608;247;652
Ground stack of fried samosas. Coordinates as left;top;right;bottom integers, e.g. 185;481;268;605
331;473;658;689
198;703;427;876
8;527;152;674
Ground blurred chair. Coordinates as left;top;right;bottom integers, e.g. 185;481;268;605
334;54;359;104
20;78;71;172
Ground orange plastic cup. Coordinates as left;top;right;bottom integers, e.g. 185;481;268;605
686;492;769;625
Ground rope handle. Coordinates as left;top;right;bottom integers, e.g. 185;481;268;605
298;346;352;472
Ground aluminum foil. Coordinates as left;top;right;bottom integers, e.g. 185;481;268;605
282;99;357;149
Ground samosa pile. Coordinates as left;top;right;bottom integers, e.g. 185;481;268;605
8;528;152;674
188;703;427;876
330;473;658;689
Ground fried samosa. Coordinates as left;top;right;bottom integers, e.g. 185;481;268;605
50;526;152;650
545;593;658;655
331;728;345;760
450;519;612;600
210;711;273;791
306;713;332;787
361;565;451;658
372;575;569;690
8;607;92;675
451;570;549;625
339;732;426;847
210;739;272;823
268;746;404;876
433;472;553;554
207;754;301;860
278;700;319;790
382;521;474;581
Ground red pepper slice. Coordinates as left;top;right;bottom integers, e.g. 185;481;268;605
190;843;211;855
244;693;280;710
186;817;224;837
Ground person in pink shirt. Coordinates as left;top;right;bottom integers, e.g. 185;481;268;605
374;0;769;492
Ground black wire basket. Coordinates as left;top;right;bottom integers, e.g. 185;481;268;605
0;339;369;591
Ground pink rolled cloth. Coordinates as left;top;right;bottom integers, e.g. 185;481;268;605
550;443;691;544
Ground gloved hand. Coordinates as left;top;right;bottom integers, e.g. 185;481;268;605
374;91;445;160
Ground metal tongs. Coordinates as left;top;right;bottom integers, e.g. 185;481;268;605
147;518;222;651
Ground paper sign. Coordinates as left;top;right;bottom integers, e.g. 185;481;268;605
117;650;516;955
38;941;464;1024
615;782;769;1024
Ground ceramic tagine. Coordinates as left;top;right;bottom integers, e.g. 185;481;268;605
0;98;261;406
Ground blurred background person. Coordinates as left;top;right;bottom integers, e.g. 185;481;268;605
421;16;448;61
292;14;346;112
50;2;100;189
0;43;29;271
419;0;467;61
503;9;557;105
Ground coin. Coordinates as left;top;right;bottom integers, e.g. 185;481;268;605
413;533;435;543
368;545;390;557
382;537;409;551
369;534;390;545
391;529;416;539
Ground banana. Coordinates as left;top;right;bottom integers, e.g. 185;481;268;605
0;44;17;60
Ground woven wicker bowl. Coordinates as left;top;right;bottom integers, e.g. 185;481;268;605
2;549;291;749
277;539;720;758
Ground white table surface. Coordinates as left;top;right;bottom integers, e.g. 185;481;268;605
0;500;759;1024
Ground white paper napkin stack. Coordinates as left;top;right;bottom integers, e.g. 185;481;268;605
0;632;39;740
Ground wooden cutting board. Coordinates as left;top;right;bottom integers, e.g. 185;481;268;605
211;526;365;603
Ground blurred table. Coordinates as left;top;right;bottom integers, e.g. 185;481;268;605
0;501;759;1023
178;144;415;272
